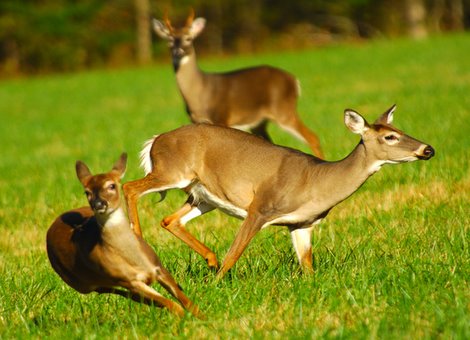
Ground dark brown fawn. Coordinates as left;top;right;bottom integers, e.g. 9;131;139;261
123;105;434;280
46;153;203;318
153;10;324;158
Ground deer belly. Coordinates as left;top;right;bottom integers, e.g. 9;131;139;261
189;183;247;219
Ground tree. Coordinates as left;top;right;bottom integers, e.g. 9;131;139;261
134;0;151;64
403;0;428;39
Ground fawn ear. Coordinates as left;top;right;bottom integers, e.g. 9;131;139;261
374;104;396;125
112;153;127;179
153;19;171;40
344;109;369;135
76;161;92;186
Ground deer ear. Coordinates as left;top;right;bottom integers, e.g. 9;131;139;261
112;153;127;179
153;19;171;40
374;104;396;125
76;161;92;186
189;17;206;38
344;109;369;135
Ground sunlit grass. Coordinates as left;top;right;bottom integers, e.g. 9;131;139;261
0;33;469;338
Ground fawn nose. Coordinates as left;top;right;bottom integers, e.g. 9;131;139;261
91;199;107;212
421;145;435;160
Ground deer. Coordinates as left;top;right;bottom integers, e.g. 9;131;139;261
46;153;203;318
152;10;324;159
122;105;434;280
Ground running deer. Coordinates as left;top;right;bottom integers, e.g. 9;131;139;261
46;153;203;318
123;105;434;280
152;11;324;158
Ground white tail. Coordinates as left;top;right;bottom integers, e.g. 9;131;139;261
46;153;203;318
123;105;434;279
152;10;324;158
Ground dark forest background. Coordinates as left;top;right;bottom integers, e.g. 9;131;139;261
0;0;468;76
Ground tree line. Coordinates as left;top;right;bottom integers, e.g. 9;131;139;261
0;0;467;76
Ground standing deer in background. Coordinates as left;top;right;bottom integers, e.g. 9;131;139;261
123;105;434;280
152;10;324;158
46;153;203;318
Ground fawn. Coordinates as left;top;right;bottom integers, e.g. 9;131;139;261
46;153;203;318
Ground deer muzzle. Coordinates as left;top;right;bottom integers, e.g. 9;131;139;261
91;199;108;214
418;145;435;160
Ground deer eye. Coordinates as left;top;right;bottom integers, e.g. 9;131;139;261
108;183;116;190
84;190;92;198
385;134;399;141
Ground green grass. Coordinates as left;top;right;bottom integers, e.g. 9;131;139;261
0;33;469;338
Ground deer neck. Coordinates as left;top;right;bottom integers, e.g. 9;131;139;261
314;141;382;209
95;206;130;232
175;49;206;106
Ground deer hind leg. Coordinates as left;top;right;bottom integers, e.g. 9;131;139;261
126;280;187;317
278;115;324;159
96;285;185;316
289;225;314;275
154;266;205;319
216;212;268;280
161;201;218;269
122;174;178;237
95;287;158;305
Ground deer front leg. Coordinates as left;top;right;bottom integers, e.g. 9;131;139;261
289;225;314;275
216;213;267;280
161;202;218;269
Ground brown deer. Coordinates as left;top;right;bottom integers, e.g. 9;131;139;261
46;153;203;318
152;10;324;158
123;105;434;280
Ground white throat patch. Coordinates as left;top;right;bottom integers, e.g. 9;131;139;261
180;56;190;66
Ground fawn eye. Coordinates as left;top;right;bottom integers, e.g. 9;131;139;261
108;183;116;190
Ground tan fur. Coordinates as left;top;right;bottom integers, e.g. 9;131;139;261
46;153;203;318
153;12;324;158
123;105;434;279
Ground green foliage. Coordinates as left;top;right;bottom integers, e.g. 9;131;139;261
1;1;468;75
0;34;469;338
0;0;134;73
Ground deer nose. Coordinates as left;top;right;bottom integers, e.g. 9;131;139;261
422;145;435;160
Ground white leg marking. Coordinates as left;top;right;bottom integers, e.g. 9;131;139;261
180;202;214;225
290;226;314;264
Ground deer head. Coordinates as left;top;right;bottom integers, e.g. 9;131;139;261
152;9;206;70
344;105;434;171
76;153;127;217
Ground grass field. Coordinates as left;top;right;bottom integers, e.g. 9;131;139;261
0;33;469;338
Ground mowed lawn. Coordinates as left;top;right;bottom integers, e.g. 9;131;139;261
0;33;469;338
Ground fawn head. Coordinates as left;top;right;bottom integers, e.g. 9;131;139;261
76;153;127;216
152;9;206;70
344;105;434;168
